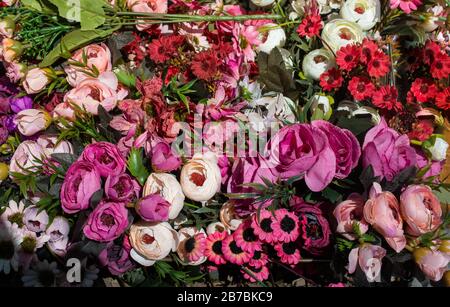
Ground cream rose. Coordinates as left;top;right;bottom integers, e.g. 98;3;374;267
321;19;364;53
341;0;380;31
23;68;50;94
302;48;336;80
180;152;222;202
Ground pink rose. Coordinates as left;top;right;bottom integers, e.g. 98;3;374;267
311;120;361;179
266;123;336;192
80;142;127;177
64;72;128;115
363;183;406;253
414;248;449;281
126;0;168;31
348;244;386;282
14;109;52;136
98;236;135;276
65;43;112;87
415;148;444;180
362;118;417;181
4;62;26;83
83;201;129;242
53;102;76;121
135;194;171;222
151;141;182;172
333;193;369;240
399;185;442;236
105;174;140;202
23;68;50;94
60;161;102;214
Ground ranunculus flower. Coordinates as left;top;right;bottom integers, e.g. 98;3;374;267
23;205;49;233
348;244;386;282
321;19;364;53
363;183;406;253
340;0;380;30
129;221;178;266
362;118;417;181
143;173;185;220
60;161;102;214
257;24;286;54
302;48;336;80
10;140;46;177
180;152;222;202
80;142;127;177
135;194;171;222
311;120;361;179
99;237;135;276
83;201;129;242
334;193;369;240
65;43;112;87
14;109;51;136
126;0;168;31
414;247;449;282
151;141;182;172
105;173;140;202
64;72;128;115
399;185;442;236
46;216;70;257
265;123;336;192
22;68;50;94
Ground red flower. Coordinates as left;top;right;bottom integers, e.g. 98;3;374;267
297;14;323;38
408;120;434;142
367;50;390;78
410;78;437;103
147;35;184;64
348;76;375;100
336;44;360;71
372;85;402;111
423;40;441;65
190;50;221;81
319;68;343;91
360;38;379;64
436;87;450;110
430;53;450;79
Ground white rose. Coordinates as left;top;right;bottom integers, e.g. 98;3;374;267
302;48;336;80
129;221;178;266
258;24;286;54
341;0;380;31
143;173;185;220
321;19;364;53
250;0;275;7
428;137;449;162
176;227;207;266
180;152;221;202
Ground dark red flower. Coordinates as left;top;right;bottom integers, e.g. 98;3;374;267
423;40;441;66
367;50;390;78
147;35;184;64
436;87;450;110
336;44;360;71
348;76;375;100
297;14;323;38
319;68;343;91
410;78;437;103
408;120;434;142
372;85;402;111
430;52;450;79
190;50;221;81
360;38;379;64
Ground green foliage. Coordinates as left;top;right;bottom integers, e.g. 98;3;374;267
154;261;204;286
163;77;197;112
336;237;356;252
127;148;150;186
48;0;106;31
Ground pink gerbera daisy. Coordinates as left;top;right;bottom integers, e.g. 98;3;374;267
233;220;262;253
274;242;301;265
222;235;253;265
178;232;206;262
271;209;300;243
389;0;422;14
204;231;227;265
241;265;270;283
251;210;278;243
249;250;269;269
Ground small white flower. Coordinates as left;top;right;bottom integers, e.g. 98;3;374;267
250;0;275;7
340;0;380;31
0;222;22;274
428;137;449;162
0;200;25;227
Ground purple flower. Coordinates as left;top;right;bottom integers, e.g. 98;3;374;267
415;148;444;181
105;174;140;202
0;116;9;144
98;237;135;276
10;96;33;113
135;194;170;222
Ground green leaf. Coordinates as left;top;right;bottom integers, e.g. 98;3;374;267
127;148;150;186
48;0;106;30
20;0;43;11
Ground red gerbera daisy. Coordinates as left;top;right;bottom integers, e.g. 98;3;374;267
222;235;253;265
436;87;450;110
408;120;434;142
241;265;270;283
367;50;390;78
336;44;360;71
191;50;221;81
147;35;184;64
248;250;269;269
297;14;323;38
274;241;301;265
271;209;300;243
360;38;379;64
233;220;262;253
410;78;437;103
372;85;403;111
423;40;441;66
348;76;376;101
430;52;450;79
319;68;344;91
251;210;278;243
204;231;227;265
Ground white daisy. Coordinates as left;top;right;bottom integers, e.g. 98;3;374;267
0;222;22;274
0;200;26;227
22;259;60;287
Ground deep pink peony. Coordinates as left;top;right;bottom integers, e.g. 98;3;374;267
105;173;141;202
135;194;171;222
151;140;182;172
83;201;129;242
362;118;416;181
265;123;336;192
61;161;102;214
81;142;127;177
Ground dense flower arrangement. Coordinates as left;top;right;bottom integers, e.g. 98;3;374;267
0;0;449;287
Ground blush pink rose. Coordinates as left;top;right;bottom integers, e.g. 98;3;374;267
14;109;52;136
348;244;386;282
414;247;449;281
83;201;129;242
363;183;406;253
52;102;76;121
65;43;112;87
80;142;127;177
333;193;369;240
23;68;50;94
126;0;168;31
399;185;442;236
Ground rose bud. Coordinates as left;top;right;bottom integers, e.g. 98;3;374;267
0;16;15;38
9;140;46;177
135;194;171;222
126;0;168;31
4;61;27;83
105;173;140;202
14;109;52;136
1;38;23;62
23;68;51;94
413;247;449;282
348;244;386;282
334;193;369;240
180;151;222;202
426;136;449;162
53;102;76;122
151;140;182;172
302;49;336;80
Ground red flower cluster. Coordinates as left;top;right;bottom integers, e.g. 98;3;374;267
372;85;402;112
297;14;323;38
423;41;450;80
410;78;437;103
147;35;185;64
436;87;450;110
348;76;375;100
320;68;344;91
191;50;222;81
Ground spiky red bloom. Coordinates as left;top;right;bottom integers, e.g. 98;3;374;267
191;50;221;81
372;85;403;111
348;76;376;101
147;35;184;64
367;50;390;78
410;78;437;103
436;87;450;110
336;44;360;71
423;40;441;65
297;14;323;38
408;121;434;142
430;53;450;79
360;38;379;64
319;68;343;91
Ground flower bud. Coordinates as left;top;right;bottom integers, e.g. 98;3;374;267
0;162;9;182
23;68;51;94
0;16;15;38
14;109;52;136
425;136;449;162
1;38;23;63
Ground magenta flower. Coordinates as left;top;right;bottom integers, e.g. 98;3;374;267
390;0;422;14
